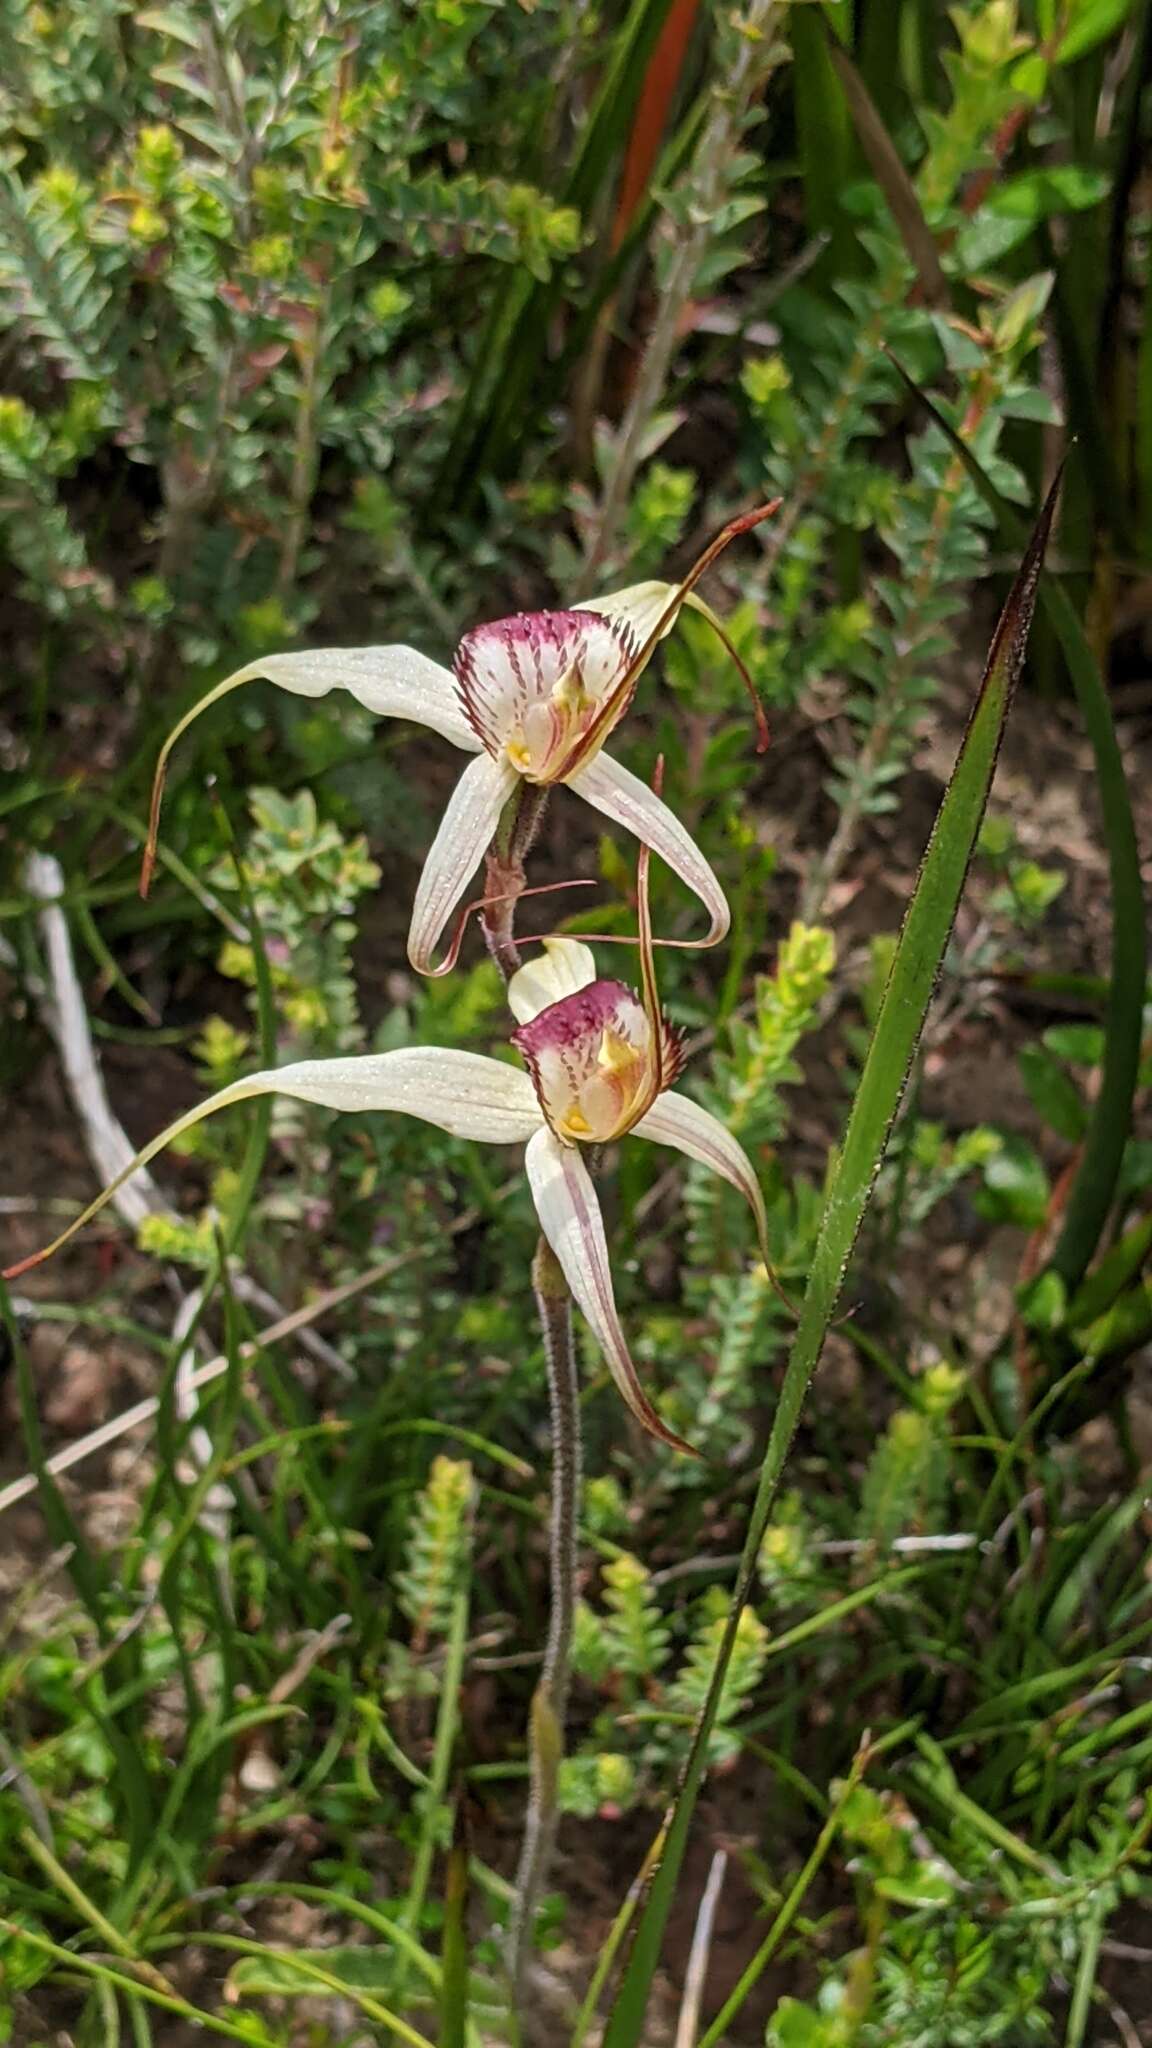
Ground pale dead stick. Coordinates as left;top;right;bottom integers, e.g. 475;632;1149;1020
0;1192;510;1523
16;851;349;1384
673;1848;728;2048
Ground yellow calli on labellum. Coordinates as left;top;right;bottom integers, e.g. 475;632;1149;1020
142;505;778;973
5;955;772;1457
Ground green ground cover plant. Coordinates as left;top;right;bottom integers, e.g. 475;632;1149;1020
1;2;1149;2044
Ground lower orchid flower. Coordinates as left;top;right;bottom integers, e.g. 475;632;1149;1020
5;923;773;1460
141;503;779;972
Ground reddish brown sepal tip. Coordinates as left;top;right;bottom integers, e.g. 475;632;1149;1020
727;497;782;542
3;1251;41;1281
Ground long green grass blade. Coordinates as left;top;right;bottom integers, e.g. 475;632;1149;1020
886;356;1147;1295
440;1797;471;2048
598;473;1061;2047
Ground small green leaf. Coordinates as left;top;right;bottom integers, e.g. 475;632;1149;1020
1055;0;1136;65
227;1947;399;1999
1068;1211;1152;1327
875;1871;955;1907
1017;1268;1068;1334
974;1136;1050;1227
1043;1023;1105;1066
988;165;1111;218
1077;1282;1152;1361
1017;1044;1089;1142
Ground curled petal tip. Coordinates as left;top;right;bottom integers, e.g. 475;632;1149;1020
2;1251;42;1281
727;497;782;541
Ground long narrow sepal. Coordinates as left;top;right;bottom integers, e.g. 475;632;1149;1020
569;751;730;947
3;1049;541;1279
635;760;663;1091
682;592;770;754
142;646;478;894
407;752;519;974
584;585;770;753
524;1127;696;1456
571;500;780;771
631;1090;770;1261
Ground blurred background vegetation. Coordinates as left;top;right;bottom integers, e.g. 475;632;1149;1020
1;1;1150;2043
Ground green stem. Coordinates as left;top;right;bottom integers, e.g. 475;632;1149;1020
506;1237;582;2007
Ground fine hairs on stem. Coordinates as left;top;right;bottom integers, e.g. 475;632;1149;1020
506;1236;582;2003
479;783;583;2018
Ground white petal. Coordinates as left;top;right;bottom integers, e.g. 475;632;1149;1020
247;647;480;750
581;580;679;645
3;1050;541;1279
169;646;480;757
569;751;730;946
507;936;598;1024
631;1089;769;1257
407;752;518;974
524;1127;695;1455
227;1048;542;1142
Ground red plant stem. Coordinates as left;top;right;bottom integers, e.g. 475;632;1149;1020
611;0;701;249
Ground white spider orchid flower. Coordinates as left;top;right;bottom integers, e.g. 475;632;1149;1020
5;961;772;1458
142;504;778;973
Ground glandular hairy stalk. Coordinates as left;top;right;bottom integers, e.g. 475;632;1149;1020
507;1235;582;2005
481;783;549;982
478;785;581;2014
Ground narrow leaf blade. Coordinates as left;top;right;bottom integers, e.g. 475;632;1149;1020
599;474;1061;2046
885;353;1147;1293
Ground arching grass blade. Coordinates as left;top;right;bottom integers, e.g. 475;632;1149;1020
885;351;1147;1296
598;471;1062;2048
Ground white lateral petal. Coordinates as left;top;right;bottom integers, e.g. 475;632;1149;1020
524;1127;695;1455
407;752;518;974
507;936;598;1024
2;1050;540;1279
225;1048;543;1142
234;646;481;751
631;1089;769;1257
581;580;679;645
569;751;730;947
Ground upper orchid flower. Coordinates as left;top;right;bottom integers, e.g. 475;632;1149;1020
6;925;773;1460
142;505;778;973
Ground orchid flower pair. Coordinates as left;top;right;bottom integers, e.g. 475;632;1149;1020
10;508;780;1451
142;506;777;971
6;893;772;1453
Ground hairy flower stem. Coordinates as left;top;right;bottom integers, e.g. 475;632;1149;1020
481;782;548;981
507;1236;582;2006
479;781;581;2010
